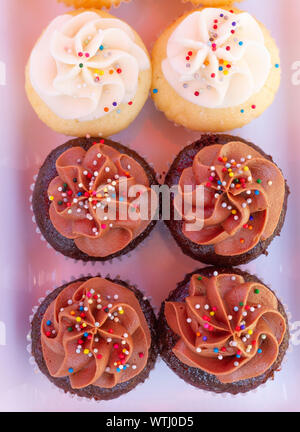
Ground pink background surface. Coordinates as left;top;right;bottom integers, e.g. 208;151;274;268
0;0;300;412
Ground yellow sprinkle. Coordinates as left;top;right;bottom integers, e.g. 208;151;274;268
232;210;237;215
49;196;54;201
248;329;253;335
228;168;232;172
83;349;89;355
244;166;249;171
223;70;229;76
76;317;81;322
99;70;104;76
119;309;124;315
209;311;215;316
82;322;87;328
229;172;234;177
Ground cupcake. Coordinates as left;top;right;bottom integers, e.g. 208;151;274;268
58;0;129;8
183;0;244;6
158;267;289;395
164;134;289;266
30;275;158;400
151;7;280;132
32;137;159;261
25;9;151;137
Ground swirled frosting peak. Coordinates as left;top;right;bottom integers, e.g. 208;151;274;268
47;142;155;257
29;11;150;121
41;277;151;389
165;272;286;383
176;141;285;256
162;8;271;108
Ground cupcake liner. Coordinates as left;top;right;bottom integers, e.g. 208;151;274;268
26;273;158;403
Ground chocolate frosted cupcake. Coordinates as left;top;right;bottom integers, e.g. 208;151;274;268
32;137;158;261
164;134;289;266
30;276;158;400
158;267;289;395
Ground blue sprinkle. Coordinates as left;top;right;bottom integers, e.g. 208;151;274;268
116;368;121;373
119;197;124;202
203;336;208;342
116;109;121;114
240;325;246;330
240;109;245;113
219;66;223;71
255;190;260;195
153;88;158;94
77;192;83;197
236;354;241;359
239;41;243;46
111;194;116;199
232;22;236;26
275;64;279;68
249;215;254;221
213;348;219;353
112;102;117;107
99;45;104;51
79;306;84;311
258;349;262;354
217;180;222;185
84;332;88;337
68;368;74;374
46;320;51;326
123;366;127;370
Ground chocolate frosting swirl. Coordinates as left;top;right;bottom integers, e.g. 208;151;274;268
176;141;285;256
48;142;155;257
41;277;151;389
165;273;286;383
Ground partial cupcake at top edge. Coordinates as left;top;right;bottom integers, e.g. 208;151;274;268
32;137;159;261
58;0;130;8
158;267;289;395
30;275;158;400
164;134;289;266
151;6;280;132
183;0;244;6
25;9;151;137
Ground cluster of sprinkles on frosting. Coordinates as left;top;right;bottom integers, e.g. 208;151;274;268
48;141;140;236
44;287;144;375
204;151;273;245
182;11;246;99
62;40;134;114
186;272;267;366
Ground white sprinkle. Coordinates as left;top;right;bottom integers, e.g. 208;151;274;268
107;338;112;343
268;180;273;186
222;202;227;208
196;347;202;353
132;365;137;370
95;322;100;327
195;304;201;310
234;306;239;312
67;300;72;305
218;355;223;360
234;361;239;367
123;333;128;338
204;304;209;310
186;318;192;323
231;276;236;281
213;271;218;276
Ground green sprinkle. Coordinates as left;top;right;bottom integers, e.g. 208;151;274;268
58;200;63;206
67;327;73;332
256;179;262;184
239;302;244;307
254;289;260;294
197;276;203;281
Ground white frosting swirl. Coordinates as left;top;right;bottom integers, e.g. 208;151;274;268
29;12;150;121
162;9;271;108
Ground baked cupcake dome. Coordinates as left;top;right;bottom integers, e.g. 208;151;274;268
164;134;289;266
58;0;129;8
158;267;289;395
31;275;158;400
151;7;280;132
183;0;243;6
25;9;151;137
32;137;158;261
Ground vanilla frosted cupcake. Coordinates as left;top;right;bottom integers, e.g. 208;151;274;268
152;7;280;132
26;10;151;137
58;0;129;8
